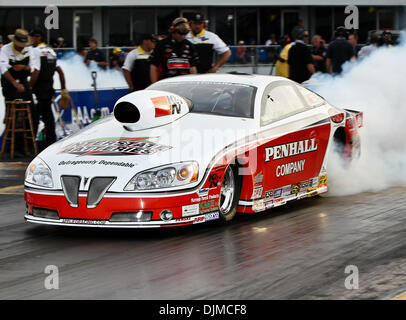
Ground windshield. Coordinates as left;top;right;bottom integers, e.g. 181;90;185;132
148;81;256;118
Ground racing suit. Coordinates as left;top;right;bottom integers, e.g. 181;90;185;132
149;37;199;80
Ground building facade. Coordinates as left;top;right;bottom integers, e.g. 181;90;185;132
0;1;405;48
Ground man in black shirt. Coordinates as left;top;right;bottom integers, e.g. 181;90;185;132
85;38;108;69
326;27;356;74
311;35;327;73
149;17;198;83
288;29;315;83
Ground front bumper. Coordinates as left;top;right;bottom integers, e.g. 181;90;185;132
24;187;220;228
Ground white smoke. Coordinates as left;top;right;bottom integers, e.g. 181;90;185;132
55;52;127;90
0;52;127;135
310;32;406;196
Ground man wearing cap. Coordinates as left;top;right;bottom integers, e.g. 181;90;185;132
0;28;40;134
149;17;198;83
122;35;155;91
30;29;68;147
326;27;356;74
186;13;231;73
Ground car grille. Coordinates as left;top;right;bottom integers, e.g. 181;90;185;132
87;177;116;208
61;175;81;207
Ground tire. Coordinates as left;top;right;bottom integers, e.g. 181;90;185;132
218;165;242;223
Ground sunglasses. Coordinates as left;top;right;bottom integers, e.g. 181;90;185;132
303;34;309;37
176;31;189;35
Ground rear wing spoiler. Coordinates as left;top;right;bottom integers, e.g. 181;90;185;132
344;108;363;128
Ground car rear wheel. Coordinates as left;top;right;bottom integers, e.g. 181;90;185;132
218;165;241;222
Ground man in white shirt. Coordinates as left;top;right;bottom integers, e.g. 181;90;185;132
30;29;67;146
186;13;231;73
122;34;155;92
0;28;40;134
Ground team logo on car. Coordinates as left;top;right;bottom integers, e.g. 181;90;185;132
151;95;183;117
59;137;172;156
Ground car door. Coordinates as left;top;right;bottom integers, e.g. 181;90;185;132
246;80;331;205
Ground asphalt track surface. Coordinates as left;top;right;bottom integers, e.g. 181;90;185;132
0;161;405;300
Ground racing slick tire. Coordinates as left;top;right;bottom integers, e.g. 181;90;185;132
218;165;242;223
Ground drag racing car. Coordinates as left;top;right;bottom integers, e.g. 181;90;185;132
24;74;363;228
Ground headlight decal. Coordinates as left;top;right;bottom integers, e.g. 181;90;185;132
25;157;54;188
124;161;199;191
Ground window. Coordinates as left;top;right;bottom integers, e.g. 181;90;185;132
0;8;21;42
157;8;178;35
237;8;257;44
148;81;256;118
50;9;73;47
23;8;44;32
296;85;325;109
260;8;281;44
108;8;130;46
315;7;333;42
261;81;305;126
214;7;235;45
133;8;155;45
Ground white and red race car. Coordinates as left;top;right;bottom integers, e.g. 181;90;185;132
24;74;362;228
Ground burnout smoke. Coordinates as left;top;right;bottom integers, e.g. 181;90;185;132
309;32;406;196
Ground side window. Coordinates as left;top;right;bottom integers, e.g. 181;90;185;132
296;85;325;108
261;82;306;126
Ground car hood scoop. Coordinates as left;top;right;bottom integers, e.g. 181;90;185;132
113;90;192;131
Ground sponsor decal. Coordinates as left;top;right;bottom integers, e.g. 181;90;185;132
167;58;190;70
197;188;209;197
300;180;310;191
276;159;306;177
208;173;222;188
254;172;263;185
175;217;192;223
61;219;106;225
182;204;199;217
193;216;205;224
297;191;307;199
59;137;171;156
252;199;265;212
309;177;318;188
151;95;183;118
273;198;286;207
274;188;282;198
307;187;318;197
265;200;274;209
291;183;300;194
205;211;219;222
318;174;327;187
58;160;136;168
191;193;219;203
264;190;273;199
282;185;291;197
265;138;318;162
251;186;263;200
199;200;219;214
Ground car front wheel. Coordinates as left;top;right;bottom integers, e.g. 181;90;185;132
218;165;241;222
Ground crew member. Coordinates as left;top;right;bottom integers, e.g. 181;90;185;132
0;28;40;135
122;34;155;91
288;29;315;83
30;29;68;147
186;13;231;73
149;17;198;83
326;27;356;74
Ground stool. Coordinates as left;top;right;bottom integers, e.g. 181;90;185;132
0;100;38;159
